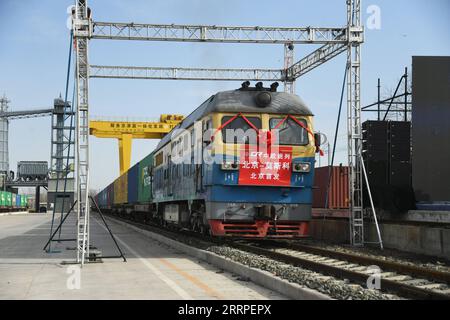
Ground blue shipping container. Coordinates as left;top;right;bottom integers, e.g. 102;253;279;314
16;195;21;207
107;183;114;207
99;189;106;207
127;163;139;204
101;188;108;207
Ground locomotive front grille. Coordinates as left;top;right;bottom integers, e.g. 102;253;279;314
209;220;308;238
223;223;259;235
268;222;302;236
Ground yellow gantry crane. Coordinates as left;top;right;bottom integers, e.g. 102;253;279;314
89;114;184;175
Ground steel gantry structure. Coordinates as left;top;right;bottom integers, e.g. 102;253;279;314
90;65;285;82
89;114;184;175
0;96;56;174
72;0;365;264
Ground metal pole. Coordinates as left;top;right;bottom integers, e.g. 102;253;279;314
404;67;408;122
377;78;381;121
360;158;383;249
74;0;91;265
325;62;348;208
347;0;364;246
284;43;295;93
90;196;127;262
58;87;76;240
43;200;77;251
56;30;74;240
35;186;40;213
327;142;331;166
383;73;405;121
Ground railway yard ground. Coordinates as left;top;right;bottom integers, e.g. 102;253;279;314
2;211;449;301
0;213;286;300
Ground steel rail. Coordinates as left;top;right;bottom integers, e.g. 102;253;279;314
229;242;450;300
278;242;450;284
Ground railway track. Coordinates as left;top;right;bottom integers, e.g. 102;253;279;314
227;241;450;300
102;212;450;300
279;242;450;283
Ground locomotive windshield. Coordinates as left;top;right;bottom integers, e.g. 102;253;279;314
221;116;261;144
270;117;309;146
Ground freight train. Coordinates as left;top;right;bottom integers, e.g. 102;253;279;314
0;191;29;212
95;82;322;238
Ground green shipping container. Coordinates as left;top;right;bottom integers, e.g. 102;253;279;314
138;153;153;203
0;191;5;206
12;193;17;207
21;195;27;207
5;192;12;207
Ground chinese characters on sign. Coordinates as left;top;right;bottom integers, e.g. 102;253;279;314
238;146;293;186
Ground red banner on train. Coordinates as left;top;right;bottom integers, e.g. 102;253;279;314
238;146;293;186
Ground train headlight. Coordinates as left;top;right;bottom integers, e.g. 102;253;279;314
293;162;311;173
221;162;239;171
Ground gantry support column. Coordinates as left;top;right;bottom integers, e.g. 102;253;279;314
35;186;40;213
118;134;132;175
346;0;364;246
73;0;91;265
284;43;295;93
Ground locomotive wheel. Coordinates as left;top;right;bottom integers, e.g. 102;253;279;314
190;214;204;233
195;219;201;233
202;224;212;237
199;223;206;235
190;215;196;231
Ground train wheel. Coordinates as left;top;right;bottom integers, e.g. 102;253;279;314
189;215;196;231
199;223;206;235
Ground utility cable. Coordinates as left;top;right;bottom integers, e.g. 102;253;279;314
47;30;73;251
324;62;348;209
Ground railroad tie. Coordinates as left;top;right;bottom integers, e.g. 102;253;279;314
417;283;444;290
383;275;412;282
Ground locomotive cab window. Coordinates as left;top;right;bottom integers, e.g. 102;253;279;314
221;116;261;144
155;152;163;167
270;117;309;146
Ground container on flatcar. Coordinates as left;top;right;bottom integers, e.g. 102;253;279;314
138;153;153;203
107;183;114;207
127;163;139;204
12;193;17;207
97;189;107;207
0;191;5;207
114;174;128;204
21;195;28;207
312;166;349;209
5;192;12;207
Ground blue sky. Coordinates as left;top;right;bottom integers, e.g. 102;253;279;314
0;0;449;190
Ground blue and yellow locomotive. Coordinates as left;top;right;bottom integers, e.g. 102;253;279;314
96;82;321;238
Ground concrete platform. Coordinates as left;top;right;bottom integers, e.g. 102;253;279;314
310;218;450;260
0;213;286;300
383;210;450;224
0;211;31;217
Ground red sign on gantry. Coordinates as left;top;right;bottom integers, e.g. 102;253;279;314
238;145;293;186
